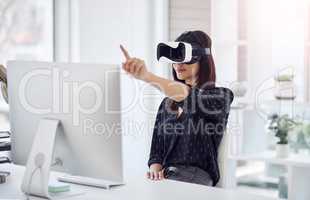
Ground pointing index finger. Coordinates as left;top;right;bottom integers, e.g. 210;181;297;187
120;45;131;60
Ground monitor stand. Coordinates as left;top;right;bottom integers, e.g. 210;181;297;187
21;118;84;199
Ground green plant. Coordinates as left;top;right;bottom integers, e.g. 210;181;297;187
274;74;294;82
267;114;299;145
301;123;310;147
302;123;310;137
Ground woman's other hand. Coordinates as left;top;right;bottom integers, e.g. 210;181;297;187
120;45;150;81
147;163;165;181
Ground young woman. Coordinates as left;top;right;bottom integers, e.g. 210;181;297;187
120;30;234;186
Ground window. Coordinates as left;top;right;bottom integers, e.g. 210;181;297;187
0;0;54;65
237;0;248;82
169;0;211;40
0;0;53;105
305;3;310;102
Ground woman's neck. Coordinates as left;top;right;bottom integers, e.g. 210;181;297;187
185;78;197;87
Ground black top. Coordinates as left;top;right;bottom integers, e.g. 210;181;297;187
148;86;234;186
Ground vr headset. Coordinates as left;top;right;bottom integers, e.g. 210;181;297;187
157;42;211;64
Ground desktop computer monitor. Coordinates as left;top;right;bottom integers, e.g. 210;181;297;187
7;61;123;184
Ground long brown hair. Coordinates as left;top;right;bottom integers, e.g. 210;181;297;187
169;31;216;111
173;30;216;89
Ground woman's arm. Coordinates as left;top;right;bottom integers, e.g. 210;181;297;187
120;45;190;102
144;72;190;102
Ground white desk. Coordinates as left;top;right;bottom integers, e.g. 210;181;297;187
230;151;310;200
0;164;276;200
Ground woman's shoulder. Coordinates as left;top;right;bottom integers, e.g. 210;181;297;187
156;87;234;111
157;97;170;110
198;86;233;94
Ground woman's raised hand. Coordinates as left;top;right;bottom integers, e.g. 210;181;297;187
120;45;150;81
120;44;190;102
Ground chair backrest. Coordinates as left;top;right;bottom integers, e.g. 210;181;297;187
216;129;229;188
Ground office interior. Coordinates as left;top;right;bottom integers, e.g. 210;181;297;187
0;0;310;200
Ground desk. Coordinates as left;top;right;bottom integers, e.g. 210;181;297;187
0;164;277;200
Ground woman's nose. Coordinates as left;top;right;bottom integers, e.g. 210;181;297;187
173;63;184;67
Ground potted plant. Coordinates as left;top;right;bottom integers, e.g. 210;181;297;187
267;114;299;158
290;122;310;153
301;123;310;148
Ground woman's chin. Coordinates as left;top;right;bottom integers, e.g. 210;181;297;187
176;74;188;80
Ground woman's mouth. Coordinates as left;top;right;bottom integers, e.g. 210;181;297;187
176;68;186;73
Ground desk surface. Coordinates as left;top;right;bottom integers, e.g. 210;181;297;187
0;164;276;200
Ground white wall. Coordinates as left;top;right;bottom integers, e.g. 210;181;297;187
269;0;306;102
211;0;238;85
246;0;306;103
246;0;272;103
54;0;169;179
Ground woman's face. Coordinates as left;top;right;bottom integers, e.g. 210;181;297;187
173;62;200;84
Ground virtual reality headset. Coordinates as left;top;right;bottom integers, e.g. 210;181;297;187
157;42;211;64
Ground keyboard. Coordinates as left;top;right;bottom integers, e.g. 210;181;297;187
48;190;85;200
58;175;124;189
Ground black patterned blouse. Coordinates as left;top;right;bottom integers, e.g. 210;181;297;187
148;86;234;186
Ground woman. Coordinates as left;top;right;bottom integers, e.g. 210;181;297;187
120;30;234;186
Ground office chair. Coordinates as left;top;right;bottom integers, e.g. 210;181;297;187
216;129;236;188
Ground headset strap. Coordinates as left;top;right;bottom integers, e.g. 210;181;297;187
192;47;211;56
